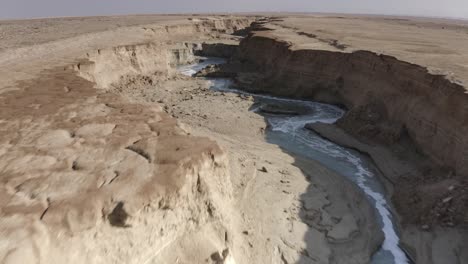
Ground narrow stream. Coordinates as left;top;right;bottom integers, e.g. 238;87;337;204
178;58;410;264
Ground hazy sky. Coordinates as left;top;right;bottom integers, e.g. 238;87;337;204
1;0;468;20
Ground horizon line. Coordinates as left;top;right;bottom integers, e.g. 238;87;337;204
1;11;467;23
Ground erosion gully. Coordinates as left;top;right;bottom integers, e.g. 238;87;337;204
178;57;410;264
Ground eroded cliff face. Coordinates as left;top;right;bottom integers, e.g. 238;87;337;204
237;34;468;179
0;17;254;264
76;42;199;89
74;17;254;89
229;30;468;263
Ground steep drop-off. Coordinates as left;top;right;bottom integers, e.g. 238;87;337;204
237;34;468;178
221;28;468;263
0;17;254;264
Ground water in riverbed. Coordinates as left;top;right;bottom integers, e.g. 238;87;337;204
178;58;410;264
177;57;226;76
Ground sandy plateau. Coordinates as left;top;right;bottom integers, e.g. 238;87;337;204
0;14;467;264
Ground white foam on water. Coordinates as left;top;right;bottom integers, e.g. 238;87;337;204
234;95;409;263
266;104;409;264
340;150;409;264
177;58;409;264
179;68;197;76
177;57;227;77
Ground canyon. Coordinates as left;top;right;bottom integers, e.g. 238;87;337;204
0;14;467;264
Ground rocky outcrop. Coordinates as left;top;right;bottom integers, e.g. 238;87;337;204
195;43;239;58
74;17;254;89
76;43;177;89
0;17;255;264
0;66;235;263
237;33;468;179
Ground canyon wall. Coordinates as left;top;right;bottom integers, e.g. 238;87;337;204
0;17;254;264
237;34;468;178
76;18;253;89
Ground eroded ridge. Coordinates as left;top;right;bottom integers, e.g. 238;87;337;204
0;16;252;264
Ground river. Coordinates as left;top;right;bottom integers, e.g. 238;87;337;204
178;57;410;264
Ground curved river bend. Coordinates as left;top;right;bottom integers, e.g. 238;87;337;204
178;58;410;264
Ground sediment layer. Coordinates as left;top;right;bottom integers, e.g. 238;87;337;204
221;20;468;264
0;17;252;264
237;33;468;178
